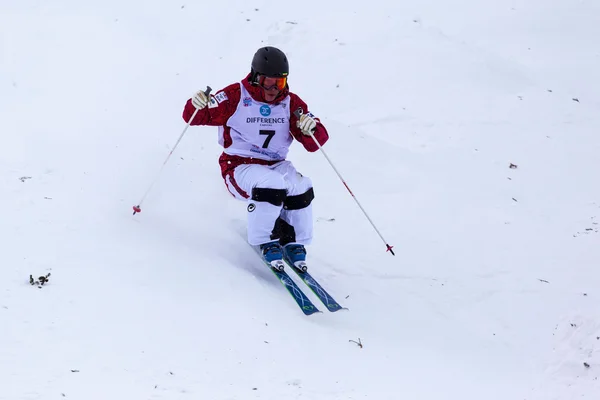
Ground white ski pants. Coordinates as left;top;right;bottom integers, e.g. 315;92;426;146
224;161;314;246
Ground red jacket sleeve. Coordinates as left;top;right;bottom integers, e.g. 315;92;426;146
289;92;329;152
182;83;241;126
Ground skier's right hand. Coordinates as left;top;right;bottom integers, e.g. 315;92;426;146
191;89;209;109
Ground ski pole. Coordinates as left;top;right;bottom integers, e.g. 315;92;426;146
132;86;212;215
293;108;395;255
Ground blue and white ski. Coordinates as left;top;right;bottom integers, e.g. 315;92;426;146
246;235;342;315
285;261;348;313
246;238;320;316
261;259;322;316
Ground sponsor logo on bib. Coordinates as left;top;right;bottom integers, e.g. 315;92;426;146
260;105;271;116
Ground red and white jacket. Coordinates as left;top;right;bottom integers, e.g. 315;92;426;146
182;73;329;178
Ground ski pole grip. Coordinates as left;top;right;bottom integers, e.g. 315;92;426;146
293;107;316;133
204;86;212;96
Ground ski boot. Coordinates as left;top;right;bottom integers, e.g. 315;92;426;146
260;241;285;271
283;243;308;272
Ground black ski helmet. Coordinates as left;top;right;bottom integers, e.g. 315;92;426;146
249;46;289;85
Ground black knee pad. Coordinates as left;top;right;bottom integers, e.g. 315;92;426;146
283;188;314;210
251;187;287;206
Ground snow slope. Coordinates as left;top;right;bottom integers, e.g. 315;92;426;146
2;1;599;399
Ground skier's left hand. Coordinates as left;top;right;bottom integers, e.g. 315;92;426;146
297;113;317;136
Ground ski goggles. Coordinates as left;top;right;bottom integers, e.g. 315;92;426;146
258;75;287;91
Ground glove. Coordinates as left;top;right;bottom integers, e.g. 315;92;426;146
297;113;317;136
191;89;209;109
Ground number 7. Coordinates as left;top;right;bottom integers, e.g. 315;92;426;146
259;130;276;148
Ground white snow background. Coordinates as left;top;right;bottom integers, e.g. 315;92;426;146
1;1;599;399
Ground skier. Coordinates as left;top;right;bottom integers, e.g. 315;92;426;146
182;46;329;271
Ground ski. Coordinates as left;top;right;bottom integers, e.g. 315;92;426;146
286;262;348;312
260;259;322;316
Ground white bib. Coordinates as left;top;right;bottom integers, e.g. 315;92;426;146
219;83;292;161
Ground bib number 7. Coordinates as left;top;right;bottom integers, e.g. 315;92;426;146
259;130;276;148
